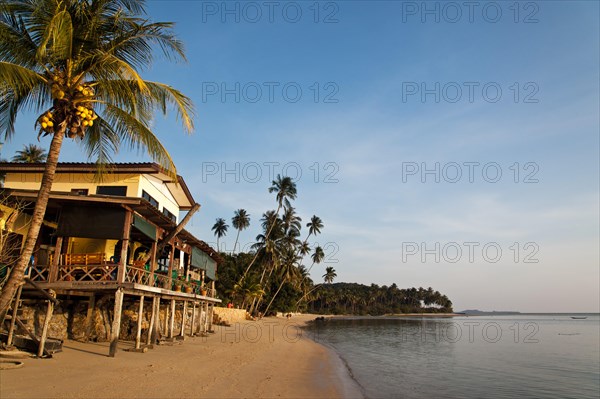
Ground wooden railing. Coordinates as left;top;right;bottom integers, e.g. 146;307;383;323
27;265;49;282
58;264;118;282
124;266;154;285
124;266;215;297
26;258;216;298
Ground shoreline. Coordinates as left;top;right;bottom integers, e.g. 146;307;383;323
0;314;358;399
311;336;366;399
297;316;365;399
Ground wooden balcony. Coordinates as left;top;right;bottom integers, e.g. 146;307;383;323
26;259;217;299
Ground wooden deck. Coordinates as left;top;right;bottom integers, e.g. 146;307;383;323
26;280;221;303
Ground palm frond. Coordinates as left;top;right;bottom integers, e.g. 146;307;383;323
0;61;46;93
0;61;47;139
101;103;176;175
36;8;73;62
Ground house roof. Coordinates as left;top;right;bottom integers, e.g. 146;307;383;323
0;162;196;210
1;187;223;264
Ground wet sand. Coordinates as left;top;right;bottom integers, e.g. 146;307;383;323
0;314;362;398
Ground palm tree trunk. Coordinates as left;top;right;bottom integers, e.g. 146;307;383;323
0;128;65;324
233;229;240;254
294;283;322;310
248;265;269;314
298;261;316;288
241;203;281;280
263;278;286;317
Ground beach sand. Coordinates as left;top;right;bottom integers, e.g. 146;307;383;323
0;314;362;398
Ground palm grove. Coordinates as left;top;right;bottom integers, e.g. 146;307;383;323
210;176;453;316
211;174;333;315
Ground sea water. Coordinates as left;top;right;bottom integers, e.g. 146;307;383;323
304;315;600;399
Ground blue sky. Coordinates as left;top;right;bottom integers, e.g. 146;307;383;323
3;1;599;312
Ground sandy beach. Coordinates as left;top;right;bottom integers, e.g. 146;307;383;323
1;314;361;399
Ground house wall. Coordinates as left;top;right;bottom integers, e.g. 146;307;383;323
70;237;106;254
3;172;142;196
137;174;180;222
4;172;181;222
67;238;149;262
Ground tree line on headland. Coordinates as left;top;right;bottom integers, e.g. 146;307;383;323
211;175;453;316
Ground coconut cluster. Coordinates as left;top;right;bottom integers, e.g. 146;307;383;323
39;77;98;138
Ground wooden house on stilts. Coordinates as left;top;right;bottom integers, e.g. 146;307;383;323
0;162;222;356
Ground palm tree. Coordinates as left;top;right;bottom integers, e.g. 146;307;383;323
231;209;250;254
211;218;228;251
298;245;324;287
270;174;298;214
230;277;264;309
263;248;301;316
294;246;325;309
297;215;323;262
241;174;297;279
323;266;337;284
306;215;324;237
0;0;194;321
11;144;48;163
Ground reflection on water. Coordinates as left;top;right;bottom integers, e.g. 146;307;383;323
305;315;600;399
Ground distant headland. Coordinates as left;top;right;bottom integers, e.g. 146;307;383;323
459;309;521;315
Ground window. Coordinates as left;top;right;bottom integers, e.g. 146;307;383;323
162;208;176;223
142;190;159;208
96;186;127;196
71;188;89;195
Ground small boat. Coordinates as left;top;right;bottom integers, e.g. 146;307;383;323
571;316;588;320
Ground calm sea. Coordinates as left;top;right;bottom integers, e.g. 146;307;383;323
305;315;600;399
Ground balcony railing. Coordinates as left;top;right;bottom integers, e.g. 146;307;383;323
27;261;215;298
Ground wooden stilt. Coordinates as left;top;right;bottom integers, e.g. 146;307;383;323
169;299;176;339
190;302;196;337
84;294;96;342
135;295;145;349
109;288;124;357
180;301;187;337
204;302;210;332
38;290;56;357
163;301;169;336
197;302;203;334
208;304;214;332
152;297;161;344
201;302;207;333
7;285;23;346
197;302;204;334
147;296;157;346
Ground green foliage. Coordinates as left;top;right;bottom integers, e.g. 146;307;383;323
307;283;453;315
11;144;47;163
215;252;252;304
213;176;453;316
0;0;194;172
